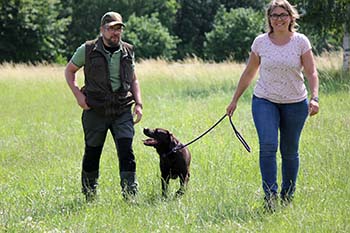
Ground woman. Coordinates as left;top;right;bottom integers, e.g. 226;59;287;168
226;0;319;211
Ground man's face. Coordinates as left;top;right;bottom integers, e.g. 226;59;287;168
101;24;123;47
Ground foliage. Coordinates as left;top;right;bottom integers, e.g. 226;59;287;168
172;0;217;59
0;0;70;63
172;0;268;60
204;7;264;62
0;0;348;63
218;0;268;10
65;0;179;60
123;14;179;60
144;0;179;33
295;0;349;54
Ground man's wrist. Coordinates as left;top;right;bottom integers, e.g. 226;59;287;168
135;102;143;109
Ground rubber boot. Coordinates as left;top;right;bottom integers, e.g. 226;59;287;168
120;171;138;200
82;170;99;202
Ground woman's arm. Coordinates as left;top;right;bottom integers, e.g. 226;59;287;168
226;52;260;116
302;49;319;116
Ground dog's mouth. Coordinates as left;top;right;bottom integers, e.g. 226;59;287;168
143;138;158;146
143;128;157;146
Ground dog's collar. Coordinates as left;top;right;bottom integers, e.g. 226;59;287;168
163;144;184;157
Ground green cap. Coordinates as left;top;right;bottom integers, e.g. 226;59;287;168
101;12;125;27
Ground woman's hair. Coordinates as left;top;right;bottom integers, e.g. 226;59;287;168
265;0;300;33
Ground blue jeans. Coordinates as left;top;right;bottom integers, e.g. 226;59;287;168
252;95;308;199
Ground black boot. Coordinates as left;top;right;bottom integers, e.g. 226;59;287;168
264;194;278;213
120;171;138;200
280;187;295;206
82;170;99;202
280;193;294;206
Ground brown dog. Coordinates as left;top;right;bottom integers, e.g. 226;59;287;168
143;128;191;197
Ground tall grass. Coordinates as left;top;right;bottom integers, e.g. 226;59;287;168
0;55;349;232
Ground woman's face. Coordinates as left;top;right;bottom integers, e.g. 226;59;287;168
269;6;292;33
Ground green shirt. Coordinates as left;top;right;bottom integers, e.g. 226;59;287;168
71;43;134;91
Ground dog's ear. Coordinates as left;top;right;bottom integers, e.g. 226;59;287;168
168;132;177;148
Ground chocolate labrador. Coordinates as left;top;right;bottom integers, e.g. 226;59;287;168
143;128;191;197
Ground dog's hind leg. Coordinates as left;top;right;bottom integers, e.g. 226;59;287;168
176;173;188;196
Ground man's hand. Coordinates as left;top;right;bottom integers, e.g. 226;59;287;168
133;104;143;124
76;91;90;110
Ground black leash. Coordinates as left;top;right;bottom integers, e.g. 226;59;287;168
228;115;251;152
170;114;251;154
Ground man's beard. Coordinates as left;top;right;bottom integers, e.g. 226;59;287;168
103;35;120;47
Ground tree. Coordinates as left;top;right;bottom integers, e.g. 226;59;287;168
0;0;70;63
204;7;264;62
172;0;268;60
172;0;219;59
65;0;179;60
218;0;267;10
123;14;179;60
341;1;350;71
295;0;350;71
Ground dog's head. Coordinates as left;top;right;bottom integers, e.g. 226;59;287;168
143;128;177;150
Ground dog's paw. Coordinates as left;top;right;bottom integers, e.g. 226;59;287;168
175;189;185;197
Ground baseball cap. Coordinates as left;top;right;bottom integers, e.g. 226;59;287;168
101;12;125;27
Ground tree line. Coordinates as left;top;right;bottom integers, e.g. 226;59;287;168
0;0;349;68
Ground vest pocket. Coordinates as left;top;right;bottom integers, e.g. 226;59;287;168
89;55;107;83
85;91;106;111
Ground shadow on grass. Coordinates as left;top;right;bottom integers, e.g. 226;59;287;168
141;191;187;206
137;189;275;227
193;199;292;229
40;195;87;218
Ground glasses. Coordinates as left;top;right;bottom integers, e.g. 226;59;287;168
269;13;290;20
104;25;123;33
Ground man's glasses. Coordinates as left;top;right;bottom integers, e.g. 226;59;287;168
104;25;123;33
269;13;290;21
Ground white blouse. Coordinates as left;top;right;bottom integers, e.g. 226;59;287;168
251;32;312;103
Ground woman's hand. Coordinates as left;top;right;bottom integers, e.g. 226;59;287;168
309;99;319;116
226;101;237;117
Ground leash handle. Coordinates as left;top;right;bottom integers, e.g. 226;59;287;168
228;115;251;153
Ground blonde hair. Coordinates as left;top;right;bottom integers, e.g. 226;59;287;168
266;0;300;33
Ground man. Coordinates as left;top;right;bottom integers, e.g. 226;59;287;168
64;11;143;201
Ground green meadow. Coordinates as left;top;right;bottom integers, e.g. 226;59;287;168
0;54;349;232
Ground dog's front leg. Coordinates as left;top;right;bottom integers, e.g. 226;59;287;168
161;174;170;197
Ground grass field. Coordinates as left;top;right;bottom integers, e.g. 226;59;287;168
0;55;349;232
